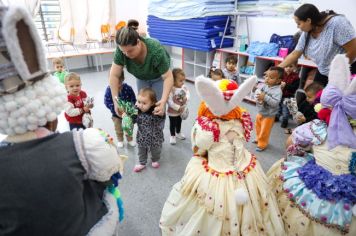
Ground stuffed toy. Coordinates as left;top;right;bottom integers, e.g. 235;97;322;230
116;97;137;137
160;75;285;235
0;6;126;235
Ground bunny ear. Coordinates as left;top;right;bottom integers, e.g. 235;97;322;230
328;54;351;92
195;75;229;116
195;75;257;116
228;75;257;108
345;77;356;95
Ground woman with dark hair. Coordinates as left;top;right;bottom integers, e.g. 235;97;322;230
109;27;173;116
278;3;356;87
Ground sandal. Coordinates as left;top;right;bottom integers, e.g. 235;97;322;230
284;128;292;134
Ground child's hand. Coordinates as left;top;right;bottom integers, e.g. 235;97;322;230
296;114;306;124
257;92;265;102
178;106;185;113
83;106;90;113
281;81;286;89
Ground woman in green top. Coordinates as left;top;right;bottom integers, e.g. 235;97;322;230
109;27;173;116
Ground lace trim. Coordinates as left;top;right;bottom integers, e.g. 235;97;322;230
241;111;253;142
196;154;257;179
279;161;351;234
197;116;220;142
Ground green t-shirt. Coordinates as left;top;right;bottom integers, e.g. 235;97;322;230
113;37;170;81
53;71;68;84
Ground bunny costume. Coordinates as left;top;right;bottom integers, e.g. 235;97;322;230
160;78;285;235
0;6;125;235
268;55;356;235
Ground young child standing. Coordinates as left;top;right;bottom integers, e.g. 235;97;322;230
64;72;93;130
222;55;240;84
276;64;300;131
167;68;190;144
52;58;68;84
104;71;136;148
254;66;283;151
133;88;165;172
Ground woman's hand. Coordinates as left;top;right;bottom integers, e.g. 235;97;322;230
153;100;165;116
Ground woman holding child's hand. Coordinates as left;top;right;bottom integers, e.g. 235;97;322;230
109;27;173;116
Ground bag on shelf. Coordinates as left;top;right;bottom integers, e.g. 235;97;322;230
269;33;295;54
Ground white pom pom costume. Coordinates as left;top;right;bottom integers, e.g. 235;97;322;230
0;6;126;235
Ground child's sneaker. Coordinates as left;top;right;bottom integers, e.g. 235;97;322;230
152;162;160;168
133;164;146;172
176;133;186;140
255;147;266;152
128;140;136;147
117;141;124;148
170;136;176;145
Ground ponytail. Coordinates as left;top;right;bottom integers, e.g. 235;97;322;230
115;27;142;46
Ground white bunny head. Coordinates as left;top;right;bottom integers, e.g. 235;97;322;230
328;54;356;95
195;76;257;116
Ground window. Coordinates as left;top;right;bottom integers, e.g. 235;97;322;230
35;0;60;42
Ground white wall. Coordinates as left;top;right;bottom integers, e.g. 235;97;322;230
115;0;148;34
241;0;356;42
113;0;356;43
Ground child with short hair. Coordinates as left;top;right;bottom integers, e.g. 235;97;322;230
64;72;93;130
52;58;68;84
133;88;165;172
167;68;190;144
276;64;300;131
222;55;240;83
296;82;324;124
210;68;225;81
104;70;136;148
254;66;283;151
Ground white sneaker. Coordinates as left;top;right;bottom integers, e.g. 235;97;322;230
176;133;186;140
117;141;124;148
128;140;136;147
170;136;176;145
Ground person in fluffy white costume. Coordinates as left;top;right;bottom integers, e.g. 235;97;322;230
159;77;285;235
0;6;126;236
267;54;356;236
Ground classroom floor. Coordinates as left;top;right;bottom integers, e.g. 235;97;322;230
56;66;295;236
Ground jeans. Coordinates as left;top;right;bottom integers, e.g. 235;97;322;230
69;123;85;130
278;99;290;124
136;77;163;101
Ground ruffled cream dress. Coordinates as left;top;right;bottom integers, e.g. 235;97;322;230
267;123;356;236
160;118;285;236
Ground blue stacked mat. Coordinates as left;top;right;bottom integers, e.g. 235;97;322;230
147;15;234;51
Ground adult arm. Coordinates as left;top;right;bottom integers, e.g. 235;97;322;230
278;50;303;68
343;38;356;64
109;63;124;116
153;69;174;116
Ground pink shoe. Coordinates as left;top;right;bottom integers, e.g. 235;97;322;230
151;162;160;168
133;164;146;172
